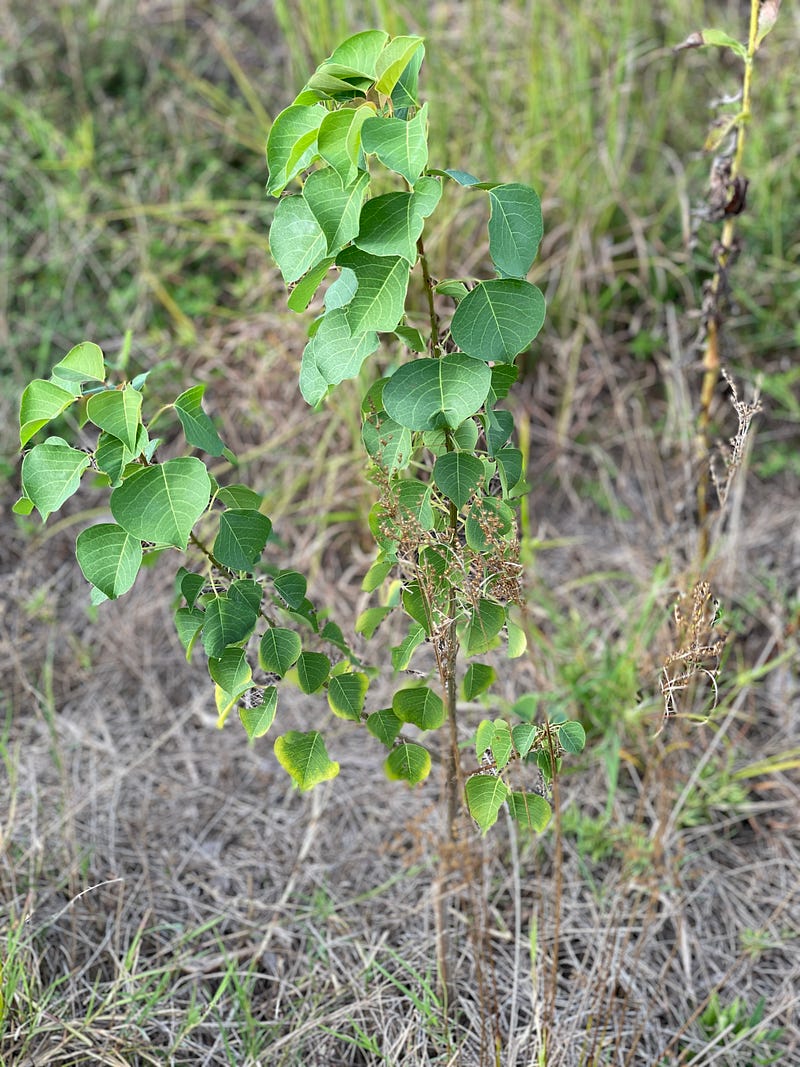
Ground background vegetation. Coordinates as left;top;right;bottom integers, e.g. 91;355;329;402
1;1;797;1064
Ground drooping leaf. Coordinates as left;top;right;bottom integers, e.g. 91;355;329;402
432;451;484;509
466;774;510;833
361;103;428;184
295;650;330;693
392;686;445;731
507;791;551;831
75;523;142;599
328;672;369;721
179;570;205;609
19;380;79;448
239;687;278;740
259;627;302;676
335;247;410;334
21;439;91;521
487;183;543;277
491;720;514;769
355;605;393;640
511;723;537;759
274;730;339;790
382;354;491;431
270;194;328;284
266;104;324;196
110;457;211;549
287;257;335;313
174;606;205;657
214;509;272;571
86;387;143;452
496;447;524;497
95;431;135;486
385;742;431;785
174;385;225;456
202;593;259;659
450;279;546;363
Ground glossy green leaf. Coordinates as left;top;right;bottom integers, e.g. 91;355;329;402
266;104;324;196
95;431;134;487
202;594;258;659
21;439;91;521
450;279;546;363
432;451;484;508
273;570;308;610
19;380;79;448
239;687;278;740
86;387;142;452
318;106;373;186
110;457;211;549
366;707;402;747
382;354;491;431
270;194;328;284
214;509;272;571
274;730;339;790
259;627;302;676
174;384;225;457
385;742;431;785
336;247;410;334
51;341;106;384
392;686;445;731
303;168;370;254
559;720;586;754
374;36;424;96
463;663;496;700
328;672;369;721
361;103;428;184
487;183;543;277
295;651;330;693
466;774;510;833
75;523;142;599
179;570;205;609
507;791;551;831
462;598;506;655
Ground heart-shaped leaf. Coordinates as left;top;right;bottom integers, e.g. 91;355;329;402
86;387;143;452
487;183;543;277
433;451;484;508
75;523;142;599
275;730;340;790
21;439;91;521
382;354;491;431
110;457;211;549
451;279;546;363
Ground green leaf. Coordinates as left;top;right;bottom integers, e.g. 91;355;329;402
391;622;426;670
202;594;258;659
296;650;330;693
507;791;551;831
287;257;334;313
75;523;141;599
174;606;204;656
273;570;307;610
355;177;441;263
506;617;527;658
229;578;262;616
466;775;510;833
95;431;135;486
465;496;515;552
239;687;278;740
317;106;373;186
435;278;469;301
375;36;425;96
486;408;514;455
110;457;211;549
259;627;302;676
335;247;410;334
214;509;272;571
487;183;543;277
300;308;380;404
511;723;537;759
385;742;431;785
12;497;34;516
303;168;370;255
559;720;586;755
266;104;324;196
274;730;339;790
19;380;79;448
441;169;481;186
463;663;496;701
362;558;393;592
491;721;514;769
326;29;388;78
216;484;264;510
180;570;205;609
394;325;427;352
356;605;393;640
392;686;445;731
697;28;748;60
475;719;496;757
496;447;524;497
390;46;424;111
451;279;546;363
85;387;142;452
174;385;225;457
328;672;369;721
424;418;479;455
362;411;413;474
270;194;328;284
432;451;484;508
367;707;402;746
382;354;491;431
51;341;106;385
361;103;428;184
208;646;252;694
21;439;91;521
462;598;506;655
397;479;434;528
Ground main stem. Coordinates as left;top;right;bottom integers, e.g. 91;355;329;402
695;0;759;564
